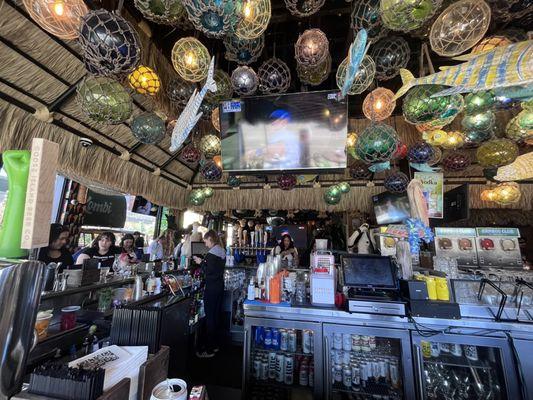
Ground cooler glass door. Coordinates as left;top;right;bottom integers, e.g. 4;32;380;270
412;333;521;400
323;323;415;399
243;317;323;399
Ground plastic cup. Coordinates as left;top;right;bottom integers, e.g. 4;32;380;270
35;313;53;340
60;306;80;331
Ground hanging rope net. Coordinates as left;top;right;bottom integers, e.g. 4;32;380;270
336;55;376;95
235;0;271;40
133;0;187;25
258;57;291;94
224;34;264;65
171;37;211;82
369;36;410;81
284;0;325;17
182;0;242;38
231;66;259;95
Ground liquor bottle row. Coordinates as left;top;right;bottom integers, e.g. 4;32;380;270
253;326;314;354
252;350;314;387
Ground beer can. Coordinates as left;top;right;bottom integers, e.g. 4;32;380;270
272;328;280;350
430;342;441;357
303;330;312;354
308;363;314;387
268;352;277;379
390;362;400;389
260;359;269;380
275;353;285;382
379;359;388;380
333;333;343;350
464;345;478;361
255;326;265;347
333;364;343;382
343;366;352;387
342;350;351;366
343;333;352;351
372;361;380;379
351;364;361;391
253;358;261;379
421;341;432;358
299;361;309;386
440;342;450;353
288;330;297;352
361;336;370;352
360;362;368;387
451;343;462;357
369;336;376;350
280;329;288;351
284;355;294;385
352;334;361;352
264;328;272;349
332;349;342;365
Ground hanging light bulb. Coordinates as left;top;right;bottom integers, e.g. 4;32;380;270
243;0;254;19
185;51;197;67
53;0;64;16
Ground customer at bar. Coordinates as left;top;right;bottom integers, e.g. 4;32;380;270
37;223;74;266
274;234;299;267
133;231;144;250
148;229;175;261
120;233;143;263
76;231;119;268
193;230;226;358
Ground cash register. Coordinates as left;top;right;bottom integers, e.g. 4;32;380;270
342;254;407;317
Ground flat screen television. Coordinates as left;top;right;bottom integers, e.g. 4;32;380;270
443;184;469;223
372;192;411;225
131;196;158;216
219;90;348;173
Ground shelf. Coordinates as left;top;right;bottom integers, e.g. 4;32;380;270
252;347;315;358
422;352;495;370
41;278;135;300
331;381;401;397
250;378;314;392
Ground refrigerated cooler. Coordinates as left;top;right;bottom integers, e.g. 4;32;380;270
323;324;415;399
412;333;521;400
243;317;323;400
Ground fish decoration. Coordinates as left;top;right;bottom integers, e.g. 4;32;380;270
394;40;533;100
169;57;217;152
494;85;533;102
340;29;369;99
495;152;533;182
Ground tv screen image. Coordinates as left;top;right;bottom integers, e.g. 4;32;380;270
132;196;158;216
372;192;411;225
220;90;347;173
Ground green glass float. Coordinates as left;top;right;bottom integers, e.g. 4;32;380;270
228;175;242;187
199;134;221;158
351;0;389;41
324;187;342;205
131;112;166;145
133;0;186;25
182;0;243;38
517;108;533;130
464;129;493;146
77;76;132;124
476;139;519;168
402;85;464;125
338;182;351;194
205;69;233;105
355;123;399;164
464;91;495;115
462;111;496;134
380;0;439;32
189;189;205;206
506;112;533;143
202;187;214;198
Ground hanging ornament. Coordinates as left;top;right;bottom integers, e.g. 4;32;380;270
346;131;358;159
471;35;512;54
181;145;201;163
231;66;258;96
277;174;297;190
429;0;491;57
338;182;351;194
441;131;465;149
284;0;325;17
182;0;241;38
464;129;493;146
442;151;471;171
128;66;160;96
199;134;221;158
363;88;396;121
171;37;210;82
133;0;187;25
476;139;519;168
326;184;342;198
79;10;141;76
294;29;329;67
336;55;375;95
380;0;442;32
422;129;447;146
324;190;341;205
258;57;291;94
23;0;88;40
202;186;214;198
166;77;196;107
464;91;495;115
211;108;220;132
201;160;223;181
297;55;331;86
415;116;456;132
228;175;242;187
489;182;521;205
408;142;435;164
355;123;399;168
402;85;464;125
462;111;496;134
131;112;166;145
205;69;233;105
392;142;408;160
235;0;271;40
480;187;497;202
189;189;205;206
506;112;533;143
77;76;132;124
224;34;264;65
384;171;410;193
349;160;372;179
369;36;410;81
350;0;388;41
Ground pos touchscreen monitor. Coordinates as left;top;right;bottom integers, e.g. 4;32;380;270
341;254;397;290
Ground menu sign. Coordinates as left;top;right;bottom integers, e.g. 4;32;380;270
414;172;444;219
84;190;127;228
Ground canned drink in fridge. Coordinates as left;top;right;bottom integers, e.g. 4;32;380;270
268;352;277;379
284;355;294;385
303;330;312;354
255;326;265;347
342;350;351;366
361;336;370;352
390;362;400;389
360;362;368;387
288;330;297;352
369;336;376;350
343;366;352;388
272;328;280;350
332;349;342;365
309;332;314;354
379;359;388;380
451;343;462;357
440;342;450;353
352;334;361;352
253;358;261;379
299;361;309;386
464;345;478;361
333;333;343;350
275;353;285;382
261;359;269;380
280;329;288;351
333;364;343;382
264;328;272;349
351;364;361;391
343;333;352;351
308;363;314;387
430;342;441;357
421;341;432;358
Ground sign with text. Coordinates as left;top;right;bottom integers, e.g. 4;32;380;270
84;190;127;228
414;172;444;219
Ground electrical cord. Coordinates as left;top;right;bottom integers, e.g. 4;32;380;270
505;332;529;400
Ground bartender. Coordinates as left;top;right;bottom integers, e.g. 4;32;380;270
193;230;226;358
37;223;74;266
75;232;119;268
274;234;299;267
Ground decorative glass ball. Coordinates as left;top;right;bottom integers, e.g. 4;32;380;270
346;131;358;159
423;129;448;146
429;0;491;57
182;0;241;38
201;160;223;181
202;186;214;198
351;0;389;41
212;155;222;168
131;112;166;144
228;175;242;187
336;55;376;95
324;191;341;205
369;36;410;81
231;66;258;96
355;123;399;163
128;65;160;96
415;116;456;132
349;160;372;179
258;57;291;94
77;76;132;124
199;134;221;158
491;182;521;205
363;88;396;121
408;142;435;164
384;171;410;193
326;184;342;198
403;85;464;124
464;129;493;146
211;108;220;132
171;37;210;82
464;91;495;115
297;55;331;86
235;0;271;40
205;69;233;105
441;131;465;149
380;0;441;32
480;187;497;202
133;0;186;25
392;142;408;160
277;174;297;190
295;29;329;67
189;189;205;206
442;151;471;171
284;0;325;17
476;138;519;168
224;34;264;65
181;145;201;163
506;112;533;143
338;182;351;194
471;35;512;54
462;111;496;134
166;77;196;107
23;0;88;40
79;9;141;76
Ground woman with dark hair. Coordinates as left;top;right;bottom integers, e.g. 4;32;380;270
76;231;119;268
37;224;74;266
120;233;143;263
274;234;299;267
193;229;225;358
